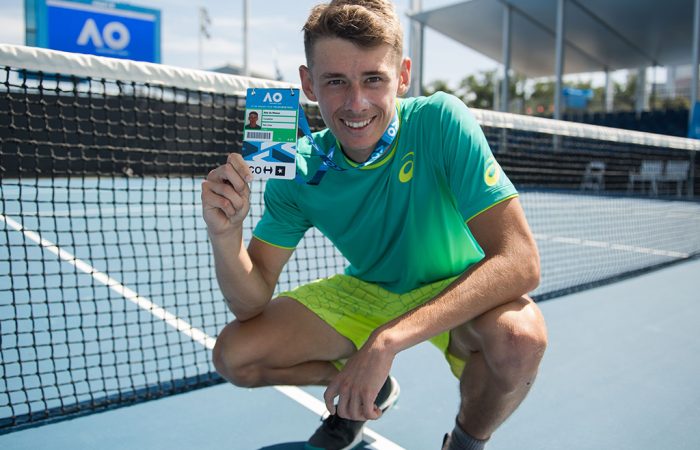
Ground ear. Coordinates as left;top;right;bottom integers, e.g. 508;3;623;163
397;57;412;97
299;65;318;102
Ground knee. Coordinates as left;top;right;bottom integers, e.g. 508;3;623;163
487;314;548;392
212;322;265;388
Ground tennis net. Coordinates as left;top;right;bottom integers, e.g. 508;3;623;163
1;44;699;433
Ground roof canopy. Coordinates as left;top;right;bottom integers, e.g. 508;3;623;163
411;0;696;77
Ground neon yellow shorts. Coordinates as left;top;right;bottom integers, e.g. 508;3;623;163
278;274;467;378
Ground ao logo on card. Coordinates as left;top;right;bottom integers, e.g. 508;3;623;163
77;19;130;51
263;92;284;103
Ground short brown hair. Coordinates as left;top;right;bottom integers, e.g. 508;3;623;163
302;0;403;67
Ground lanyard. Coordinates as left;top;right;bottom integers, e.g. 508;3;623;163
295;103;400;185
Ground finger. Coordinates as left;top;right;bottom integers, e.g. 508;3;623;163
202;182;250;219
206;177;245;204
368;383;385;420
355;391;379;421
224;163;245;192
350;393;365;421
226;153;253;183
207;160;249;195
220;163;250;195
206;168;250;207
201;184;237;218
202;180;244;216
332;381;352;419
336;393;351;420
323;385;338;416
337;385;361;420
366;404;382;421
361;394;381;420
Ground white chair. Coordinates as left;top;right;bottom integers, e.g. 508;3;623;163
580;161;606;191
661;160;690;197
627;160;664;196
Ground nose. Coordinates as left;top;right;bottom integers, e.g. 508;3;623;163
344;83;369;112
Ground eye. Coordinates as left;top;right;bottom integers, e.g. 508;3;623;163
327;79;345;86
366;76;383;84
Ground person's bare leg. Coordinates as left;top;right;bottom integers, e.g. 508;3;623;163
447;296;547;445
212;296;356;388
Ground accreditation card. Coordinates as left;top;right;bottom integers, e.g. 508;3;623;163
242;88;299;180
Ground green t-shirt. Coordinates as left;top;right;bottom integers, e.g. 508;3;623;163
253;92;517;294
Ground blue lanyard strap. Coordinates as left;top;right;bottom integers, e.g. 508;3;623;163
295;103;399;185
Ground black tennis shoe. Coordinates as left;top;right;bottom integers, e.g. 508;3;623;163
304;375;400;450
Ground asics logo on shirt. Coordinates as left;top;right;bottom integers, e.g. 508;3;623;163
399;152;414;183
484;156;500;186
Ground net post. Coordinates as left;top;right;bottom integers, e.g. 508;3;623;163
689;151;696;199
552;134;561;153
499;128;508;153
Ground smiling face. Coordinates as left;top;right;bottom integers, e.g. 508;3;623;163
248;112;259;126
299;38;410;163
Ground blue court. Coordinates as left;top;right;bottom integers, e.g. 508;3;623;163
1;256;698;449
2;177;699;449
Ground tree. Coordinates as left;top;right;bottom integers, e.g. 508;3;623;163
421;79;454;97
422;71;623;116
526;80;555;115
457;70;497;109
614;73;637;111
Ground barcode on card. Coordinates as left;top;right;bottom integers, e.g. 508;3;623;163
245;130;273;141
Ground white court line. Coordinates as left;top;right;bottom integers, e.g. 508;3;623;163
0;213;405;450
534;233;689;259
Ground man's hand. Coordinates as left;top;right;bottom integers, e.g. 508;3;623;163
201;153;253;236
324;337;396;421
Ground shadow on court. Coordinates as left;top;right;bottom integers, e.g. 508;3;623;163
258;443;306;449
259;442;374;449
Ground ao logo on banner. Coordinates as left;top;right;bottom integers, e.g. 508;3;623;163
77;19;130;51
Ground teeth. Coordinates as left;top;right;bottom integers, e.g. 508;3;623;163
344;118;372;129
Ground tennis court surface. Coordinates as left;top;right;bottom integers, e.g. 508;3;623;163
1;258;698;449
1;44;699;449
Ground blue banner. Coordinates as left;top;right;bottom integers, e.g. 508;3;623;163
562;87;593;110
27;0;161;63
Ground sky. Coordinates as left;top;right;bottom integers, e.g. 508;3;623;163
0;0;504;89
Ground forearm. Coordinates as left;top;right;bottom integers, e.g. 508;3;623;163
369;245;539;356
209;229;275;319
